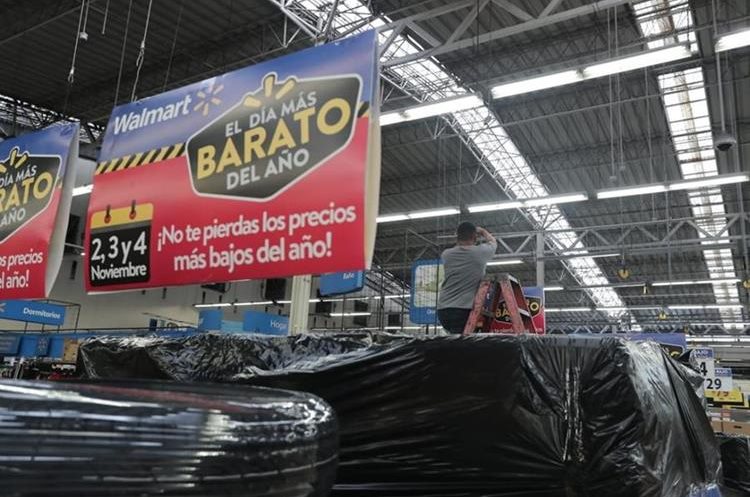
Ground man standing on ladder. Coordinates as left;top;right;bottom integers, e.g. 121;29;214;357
437;222;497;334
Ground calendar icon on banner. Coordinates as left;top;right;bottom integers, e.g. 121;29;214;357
89;202;153;287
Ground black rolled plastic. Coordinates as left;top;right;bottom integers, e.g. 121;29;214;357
80;333;722;496
0;380;337;496
717;433;750;494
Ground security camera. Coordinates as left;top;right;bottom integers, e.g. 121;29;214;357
715;130;737;152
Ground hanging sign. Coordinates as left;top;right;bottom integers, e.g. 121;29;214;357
0;300;66;326
490;287;545;334
410;259;443;325
86;32;380;293
243;310;289;336
0;124;78;298
706;367;733;392
319;270;365;296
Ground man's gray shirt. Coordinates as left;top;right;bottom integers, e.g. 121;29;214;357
437;241;498;310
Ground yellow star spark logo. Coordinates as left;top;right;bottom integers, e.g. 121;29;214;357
242;74;297;109
0;146;30;174
193;82;224;116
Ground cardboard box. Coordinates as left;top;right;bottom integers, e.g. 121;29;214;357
721;421;750;436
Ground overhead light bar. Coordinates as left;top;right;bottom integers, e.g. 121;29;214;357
407;208;460;220
194;303;232;308
490;45;692;101
596;173;749;200
491;70;583;99
544;286;564;291
668;304;744;310
546;307;592;313
73;184;93;197
330;312;372;317
487;259;524;266
467;200;523;213
597;184;667;200
376;208;460;223
379;94;483;126
652;278;740;287
668;173;749;192
716;28;750;53
583;45;692;79
376;214;409;223
523;193;588;207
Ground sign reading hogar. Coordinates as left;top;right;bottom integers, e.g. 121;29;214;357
243;310;289;336
86;32;380;293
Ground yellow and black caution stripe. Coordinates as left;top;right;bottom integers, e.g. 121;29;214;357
95;142;185;176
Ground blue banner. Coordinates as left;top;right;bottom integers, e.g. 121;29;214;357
197;309;223;331
320;271;365;296
0;335;20;355
243;310;289;336
0;300;66;326
410;259;443;325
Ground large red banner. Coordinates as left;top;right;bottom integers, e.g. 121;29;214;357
86;32;380;292
0;124;78;298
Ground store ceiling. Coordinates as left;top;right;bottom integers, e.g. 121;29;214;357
0;0;748;332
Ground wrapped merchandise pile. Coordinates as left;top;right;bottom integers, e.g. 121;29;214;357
0;380;337;496
80;333;723;497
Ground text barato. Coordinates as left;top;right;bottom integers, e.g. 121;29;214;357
195;91;351;189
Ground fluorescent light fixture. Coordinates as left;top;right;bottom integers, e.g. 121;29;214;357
379;94;483;126
491;70;583;99
330;312;372;317
716;28;750;53
652;278;740;287
523;193;588;208
546;307;592;312
377;213;409;223
467;200;523;213
597;184;667;199
234;301;273;307
73;184;93;196
668;304;744;310
194;303;231;308
583;45;691;79
407;208;460;220
565;252;620;260
487;259;524;266
545;286;564;291
668;173;749;192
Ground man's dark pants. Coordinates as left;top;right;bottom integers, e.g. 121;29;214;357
437;308;471;334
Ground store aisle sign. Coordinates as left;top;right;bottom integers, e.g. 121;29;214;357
243;310;289;336
491;287;545;334
707;367;733;392
86;31;380;293
0;124;79;298
693;348;715;378
410;259;443;325
0;300;66;326
319;270;365;296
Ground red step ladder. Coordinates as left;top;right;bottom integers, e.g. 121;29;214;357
463;274;536;335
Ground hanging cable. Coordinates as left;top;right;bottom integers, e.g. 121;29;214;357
101;0;111;35
131;0;155;102
81;0;91;40
67;0;87;84
162;0;185;91
113;0;134;107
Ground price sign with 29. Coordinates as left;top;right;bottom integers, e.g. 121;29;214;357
88;203;153;287
706;367;733;392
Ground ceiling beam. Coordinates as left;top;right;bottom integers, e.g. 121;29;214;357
491;0;534;22
384;0;632;67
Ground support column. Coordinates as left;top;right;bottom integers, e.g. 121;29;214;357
289;275;312;335
536;232;545;288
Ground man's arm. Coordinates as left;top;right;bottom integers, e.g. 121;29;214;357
476;227;496;246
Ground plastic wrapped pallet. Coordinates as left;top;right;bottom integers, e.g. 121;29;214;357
80;333;722;497
717;433;750;494
0;380;337;496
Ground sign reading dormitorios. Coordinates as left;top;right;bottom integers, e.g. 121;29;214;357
86;32;380;292
0;124;79;298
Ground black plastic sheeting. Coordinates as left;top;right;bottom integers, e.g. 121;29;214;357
80;333;723;497
717;433;750;494
0;380;337;496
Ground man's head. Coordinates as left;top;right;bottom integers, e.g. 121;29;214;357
456;221;477;244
